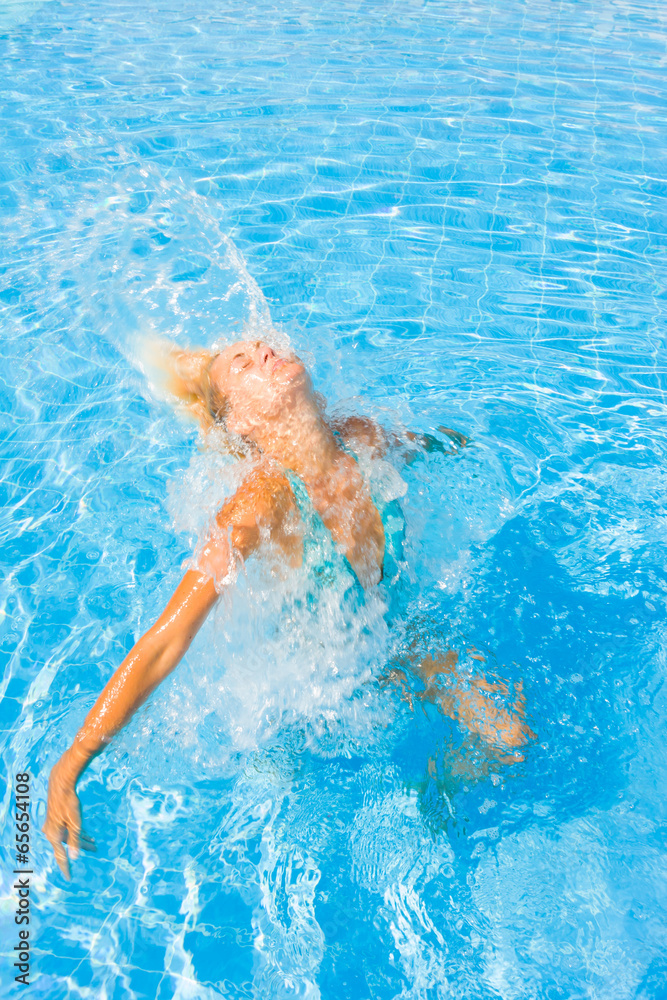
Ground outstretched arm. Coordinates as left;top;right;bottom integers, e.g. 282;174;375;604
43;569;220;877
43;468;295;878
333;415;468;463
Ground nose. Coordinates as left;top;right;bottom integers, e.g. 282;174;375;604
256;342;274;366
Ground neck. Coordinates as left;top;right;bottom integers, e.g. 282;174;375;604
251;397;343;485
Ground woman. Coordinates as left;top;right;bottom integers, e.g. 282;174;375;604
43;338;533;878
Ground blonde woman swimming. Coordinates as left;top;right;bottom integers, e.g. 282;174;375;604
43;339;533;877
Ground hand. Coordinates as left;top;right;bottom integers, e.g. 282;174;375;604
403;426;469;463
421;426;470;454
436;426;469;449
43;757;96;879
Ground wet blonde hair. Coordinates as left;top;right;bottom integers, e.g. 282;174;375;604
143;337;251;456
163;346;227;430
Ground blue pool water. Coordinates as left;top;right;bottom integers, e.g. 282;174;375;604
1;0;667;996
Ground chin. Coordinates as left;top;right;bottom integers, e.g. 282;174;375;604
275;359;307;386
267;364;311;412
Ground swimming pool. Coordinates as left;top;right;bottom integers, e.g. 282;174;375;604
1;0;666;995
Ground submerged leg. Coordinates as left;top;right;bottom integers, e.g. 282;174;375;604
415;650;535;759
383;645;535;762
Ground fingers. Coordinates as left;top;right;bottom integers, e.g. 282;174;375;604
65;801;82;861
43;798;95;878
437;426;469;448
420;432;456;455
43;824;72;881
79;832;97;853
43;825;95;875
67;826;80;861
53;841;71;880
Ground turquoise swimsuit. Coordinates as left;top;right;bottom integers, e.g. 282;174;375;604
283;444;407;617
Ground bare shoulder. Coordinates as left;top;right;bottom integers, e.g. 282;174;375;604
215;464;297;531
195;466;299;578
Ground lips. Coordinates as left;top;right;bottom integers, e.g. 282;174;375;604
270;353;305;386
271;356;291;374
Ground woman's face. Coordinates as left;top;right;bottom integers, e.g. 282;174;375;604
208;340;310;435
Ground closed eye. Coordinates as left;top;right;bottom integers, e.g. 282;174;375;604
231;352;251;371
